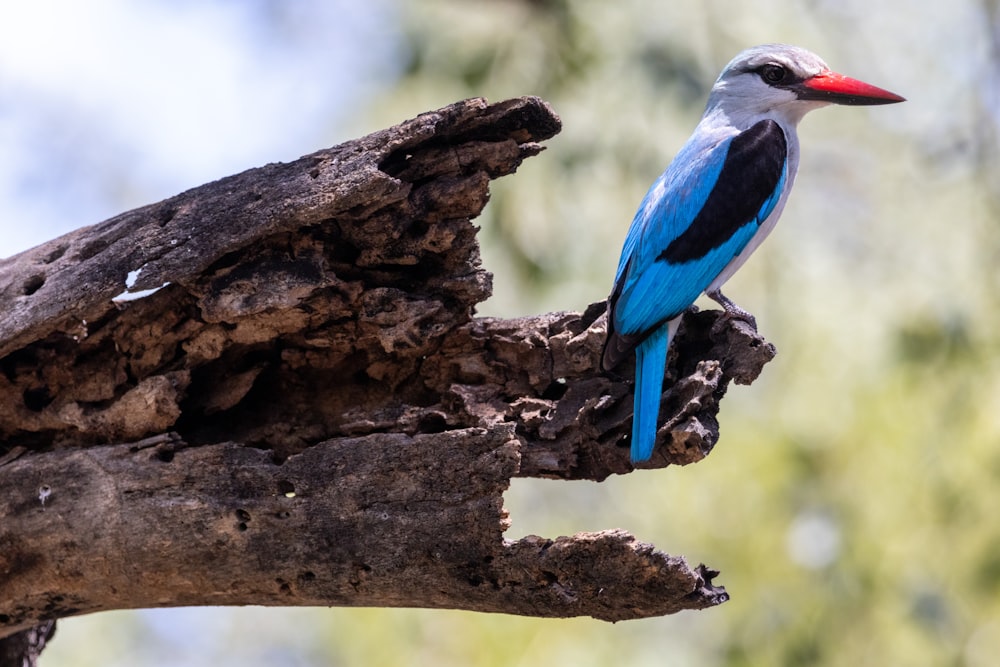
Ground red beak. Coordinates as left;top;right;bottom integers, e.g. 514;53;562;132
798;70;906;105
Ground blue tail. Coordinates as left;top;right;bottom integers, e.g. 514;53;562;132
631;323;672;462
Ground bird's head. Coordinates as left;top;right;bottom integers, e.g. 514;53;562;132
708;44;905;125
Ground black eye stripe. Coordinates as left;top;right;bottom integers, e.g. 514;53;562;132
751;63;809;88
758;64;788;84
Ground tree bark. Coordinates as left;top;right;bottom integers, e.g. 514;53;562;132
0;96;774;657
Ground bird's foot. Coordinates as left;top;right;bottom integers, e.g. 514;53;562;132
706;289;758;331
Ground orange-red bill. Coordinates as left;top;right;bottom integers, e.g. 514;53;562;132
800;70;906;105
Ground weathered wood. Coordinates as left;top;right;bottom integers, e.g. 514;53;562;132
0;96;774;646
0;426;727;632
0;620;53;667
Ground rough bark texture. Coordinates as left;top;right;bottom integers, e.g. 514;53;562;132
0;97;775;657
0;620;53;667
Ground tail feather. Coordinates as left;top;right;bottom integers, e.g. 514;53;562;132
631;323;672;463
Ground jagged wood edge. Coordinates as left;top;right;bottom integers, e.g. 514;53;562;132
0;96;774;644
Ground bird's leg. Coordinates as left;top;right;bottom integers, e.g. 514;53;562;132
706;288;757;330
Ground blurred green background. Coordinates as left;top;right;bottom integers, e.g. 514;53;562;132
3;0;999;665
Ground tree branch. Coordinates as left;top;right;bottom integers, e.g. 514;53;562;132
0;96;774;649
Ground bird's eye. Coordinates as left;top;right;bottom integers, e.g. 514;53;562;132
759;64;788;84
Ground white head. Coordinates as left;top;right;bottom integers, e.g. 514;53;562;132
707;44;904;126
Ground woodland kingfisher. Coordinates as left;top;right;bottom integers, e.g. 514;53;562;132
601;44;904;463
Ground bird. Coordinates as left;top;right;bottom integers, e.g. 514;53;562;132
602;44;904;463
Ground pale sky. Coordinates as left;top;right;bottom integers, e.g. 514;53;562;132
0;0;400;256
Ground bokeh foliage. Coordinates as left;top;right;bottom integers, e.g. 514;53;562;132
353;2;1000;665
40;0;1000;665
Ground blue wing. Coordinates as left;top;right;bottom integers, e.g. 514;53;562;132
602;119;788;371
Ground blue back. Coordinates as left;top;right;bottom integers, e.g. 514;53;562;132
610;121;788;340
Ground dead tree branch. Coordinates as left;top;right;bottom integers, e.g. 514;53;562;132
0;97;774;656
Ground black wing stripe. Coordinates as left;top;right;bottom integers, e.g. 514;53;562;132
658;119;786;264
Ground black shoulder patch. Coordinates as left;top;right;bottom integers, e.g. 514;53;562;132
658;120;786;264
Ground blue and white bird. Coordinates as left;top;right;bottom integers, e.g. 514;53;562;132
602;44;904;463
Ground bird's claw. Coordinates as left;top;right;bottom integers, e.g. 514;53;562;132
706;289;758;331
